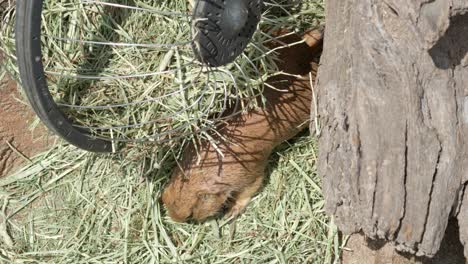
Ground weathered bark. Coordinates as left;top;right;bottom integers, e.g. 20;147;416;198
458;185;468;258
315;0;468;258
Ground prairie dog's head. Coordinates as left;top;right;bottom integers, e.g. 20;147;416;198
161;143;266;223
161;163;232;222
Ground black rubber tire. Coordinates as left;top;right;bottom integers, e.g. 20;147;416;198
15;0;113;153
192;0;263;67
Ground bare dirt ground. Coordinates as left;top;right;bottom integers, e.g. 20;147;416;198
0;53;50;177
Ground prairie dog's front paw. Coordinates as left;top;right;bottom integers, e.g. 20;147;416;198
226;197;252;219
225;176;264;219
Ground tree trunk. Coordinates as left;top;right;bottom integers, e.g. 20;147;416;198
315;0;468;258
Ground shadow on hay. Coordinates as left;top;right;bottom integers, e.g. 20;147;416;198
60;0;136;119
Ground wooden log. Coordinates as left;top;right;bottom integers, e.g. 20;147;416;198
457;185;468;258
315;0;468;258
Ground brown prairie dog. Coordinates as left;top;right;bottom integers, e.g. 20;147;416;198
162;30;323;223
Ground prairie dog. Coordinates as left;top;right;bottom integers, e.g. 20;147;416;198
162;30;323;222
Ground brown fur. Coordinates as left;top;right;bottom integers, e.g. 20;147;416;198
162;30;323;222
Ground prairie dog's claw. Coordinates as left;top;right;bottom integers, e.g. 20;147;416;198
226;197;252;219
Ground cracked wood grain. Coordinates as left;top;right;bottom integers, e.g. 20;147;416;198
316;0;468;258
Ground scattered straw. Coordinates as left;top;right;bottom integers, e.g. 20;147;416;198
0;1;345;263
0;134;344;263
